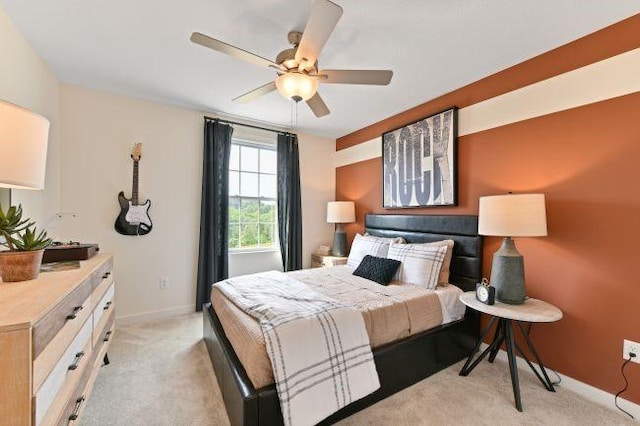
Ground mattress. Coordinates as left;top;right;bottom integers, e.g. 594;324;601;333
211;265;465;389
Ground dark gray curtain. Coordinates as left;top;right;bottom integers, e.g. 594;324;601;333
196;120;233;311
277;133;303;271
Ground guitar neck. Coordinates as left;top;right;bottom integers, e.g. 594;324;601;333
132;160;139;205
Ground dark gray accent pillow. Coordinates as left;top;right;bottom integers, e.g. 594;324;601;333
353;255;402;285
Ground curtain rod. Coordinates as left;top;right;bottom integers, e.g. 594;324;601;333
204;116;294;136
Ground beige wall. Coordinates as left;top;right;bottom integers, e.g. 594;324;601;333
0;8;60;224
298;133;337;267
2;3;335;322
59;85;335;321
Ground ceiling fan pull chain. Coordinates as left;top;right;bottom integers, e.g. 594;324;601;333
290;100;294;129
288;98;299;129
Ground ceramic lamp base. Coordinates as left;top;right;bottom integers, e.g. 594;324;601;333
332;224;347;257
490;237;525;304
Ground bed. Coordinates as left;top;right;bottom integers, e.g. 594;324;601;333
203;214;483;425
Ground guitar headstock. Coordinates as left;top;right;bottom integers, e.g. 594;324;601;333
131;143;142;161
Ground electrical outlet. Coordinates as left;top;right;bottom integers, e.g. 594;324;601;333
159;277;169;290
623;339;640;363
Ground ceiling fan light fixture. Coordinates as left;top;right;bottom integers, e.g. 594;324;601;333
275;72;318;101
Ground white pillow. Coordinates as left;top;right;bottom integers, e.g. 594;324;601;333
415;240;455;285
347;234;405;268
387;243;449;290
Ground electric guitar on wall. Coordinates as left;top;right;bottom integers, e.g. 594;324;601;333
114;143;153;236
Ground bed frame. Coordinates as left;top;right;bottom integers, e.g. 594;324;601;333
203;214;483;425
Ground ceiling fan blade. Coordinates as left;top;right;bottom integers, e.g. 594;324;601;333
295;0;343;65
233;82;277;103
306;92;330;117
318;69;393;85
191;32;281;70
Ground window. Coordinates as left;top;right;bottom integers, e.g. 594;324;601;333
229;140;278;251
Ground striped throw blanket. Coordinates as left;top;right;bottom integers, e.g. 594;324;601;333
214;271;380;426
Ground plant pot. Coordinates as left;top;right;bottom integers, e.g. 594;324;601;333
0;249;45;282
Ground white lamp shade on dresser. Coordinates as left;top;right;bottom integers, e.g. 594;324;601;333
327;201;355;224
0;100;50;190
478;193;547;237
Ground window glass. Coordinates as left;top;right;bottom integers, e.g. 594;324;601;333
241;146;259;172
229;197;241;223
229;171;240;197
240;172;259;197
259;174;276;198
240;199;259;223
259;223;275;247
260;200;276;223
229;145;240;171
229;223;240;249
241;223;259;248
260;149;277;174
228;140;278;251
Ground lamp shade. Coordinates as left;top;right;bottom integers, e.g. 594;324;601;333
275;72;319;101
327;201;355;224
0;100;50;190
478;193;547;237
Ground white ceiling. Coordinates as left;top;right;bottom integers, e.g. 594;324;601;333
1;0;639;139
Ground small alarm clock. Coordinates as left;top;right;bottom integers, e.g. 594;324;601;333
476;278;495;305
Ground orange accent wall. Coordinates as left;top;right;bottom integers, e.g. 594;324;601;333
337;13;640;150
335;17;640;404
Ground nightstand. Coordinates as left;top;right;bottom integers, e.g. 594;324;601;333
310;253;348;268
458;292;563;412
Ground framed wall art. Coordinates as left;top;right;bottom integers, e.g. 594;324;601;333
382;107;458;208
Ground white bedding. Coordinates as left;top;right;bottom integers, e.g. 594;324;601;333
433;283;466;323
321;265;466;325
213;271;380;426
212;265;467;390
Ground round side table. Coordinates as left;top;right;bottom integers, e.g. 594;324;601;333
458;291;563;412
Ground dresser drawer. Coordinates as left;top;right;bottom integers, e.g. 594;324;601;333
92;284;114;332
93;290;115;348
55;331;101;426
35;318;93;425
33;293;91;393
92;274;114;313
56;360;92;426
58;394;87;426
0;254;113;426
92;313;115;366
92;257;113;292
33;276;93;359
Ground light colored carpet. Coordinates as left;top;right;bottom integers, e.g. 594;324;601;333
81;313;634;426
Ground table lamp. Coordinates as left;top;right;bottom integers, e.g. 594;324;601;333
478;193;547;304
0;100;50;191
327;201;355;257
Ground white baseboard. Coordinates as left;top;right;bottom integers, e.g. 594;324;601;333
480;343;639;421
116;304;195;326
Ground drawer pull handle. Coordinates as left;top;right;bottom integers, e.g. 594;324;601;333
68;396;85;421
103;330;113;342
66;306;83;320
102;271;111;279
68;351;85;370
103;301;112;310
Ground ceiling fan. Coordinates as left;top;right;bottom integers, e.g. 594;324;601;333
190;0;393;118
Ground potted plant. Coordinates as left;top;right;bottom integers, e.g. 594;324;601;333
0;204;52;282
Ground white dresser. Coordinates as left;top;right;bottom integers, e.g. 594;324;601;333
0;254;115;425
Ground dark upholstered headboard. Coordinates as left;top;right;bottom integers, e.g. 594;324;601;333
364;214;483;292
